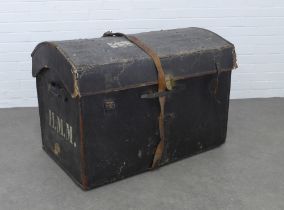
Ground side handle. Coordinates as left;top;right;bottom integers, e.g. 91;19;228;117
48;81;68;102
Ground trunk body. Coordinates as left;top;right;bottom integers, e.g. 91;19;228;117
32;27;237;190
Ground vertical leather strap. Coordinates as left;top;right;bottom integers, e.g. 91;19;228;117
103;31;167;169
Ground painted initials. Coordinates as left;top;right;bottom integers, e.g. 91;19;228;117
48;110;76;148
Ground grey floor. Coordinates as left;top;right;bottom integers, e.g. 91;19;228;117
0;98;284;210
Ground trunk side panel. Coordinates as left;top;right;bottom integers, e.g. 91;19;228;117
36;69;82;186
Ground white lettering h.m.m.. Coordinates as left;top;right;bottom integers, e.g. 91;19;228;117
48;109;76;148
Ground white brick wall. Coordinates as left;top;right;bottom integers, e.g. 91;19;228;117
0;0;284;108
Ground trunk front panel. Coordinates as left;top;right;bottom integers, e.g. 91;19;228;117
82;72;231;189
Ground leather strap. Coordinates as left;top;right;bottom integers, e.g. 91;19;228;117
103;31;167;168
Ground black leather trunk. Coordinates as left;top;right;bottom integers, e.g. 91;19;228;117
32;27;237;190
